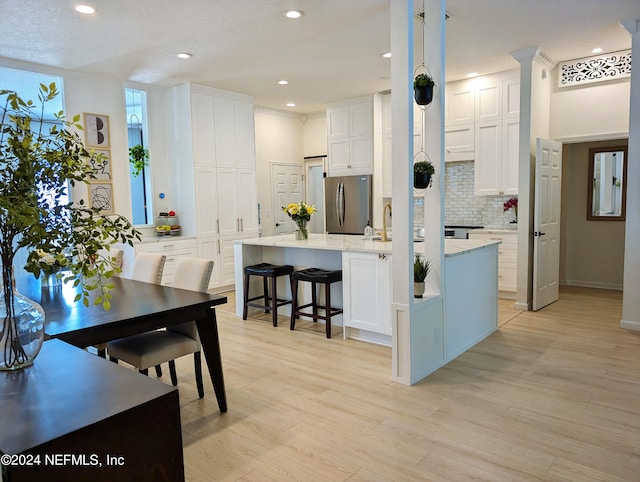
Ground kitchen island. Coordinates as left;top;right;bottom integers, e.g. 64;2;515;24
234;234;500;351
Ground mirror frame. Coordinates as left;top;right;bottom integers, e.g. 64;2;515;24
587;146;628;221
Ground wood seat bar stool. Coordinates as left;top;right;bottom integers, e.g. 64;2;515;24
242;263;294;327
290;268;343;338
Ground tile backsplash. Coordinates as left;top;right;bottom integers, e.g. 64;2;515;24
413;160;518;229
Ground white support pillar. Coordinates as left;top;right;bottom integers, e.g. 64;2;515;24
620;17;640;331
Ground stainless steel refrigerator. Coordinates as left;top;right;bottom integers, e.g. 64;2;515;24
324;175;373;234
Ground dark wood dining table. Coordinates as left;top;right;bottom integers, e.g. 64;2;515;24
16;275;228;413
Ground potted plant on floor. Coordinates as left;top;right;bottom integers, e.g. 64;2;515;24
414;254;431;298
414;160;435;189
414;73;435;106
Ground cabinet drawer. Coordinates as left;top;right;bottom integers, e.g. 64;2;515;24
135;239;197;253
469;232;517;246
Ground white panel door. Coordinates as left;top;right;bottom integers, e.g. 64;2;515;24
533;138;563;311
213;97;236;168
271;163;304;235
194;167;219;237
236;169;258;235
216;168;239;236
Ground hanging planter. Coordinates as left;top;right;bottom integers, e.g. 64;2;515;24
414;73;435;106
413;151;435;189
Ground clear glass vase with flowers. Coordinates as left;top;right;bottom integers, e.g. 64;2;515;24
503;197;518;226
283;202;317;240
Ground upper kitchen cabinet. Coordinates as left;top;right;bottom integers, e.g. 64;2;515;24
214;97;256;170
326;95;381;177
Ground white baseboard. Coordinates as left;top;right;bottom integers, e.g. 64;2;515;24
514;301;529;311
620;319;640;331
561;280;623;291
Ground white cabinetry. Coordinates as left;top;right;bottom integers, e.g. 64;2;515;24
326;95;380;177
164;83;257;289
468;231;517;295
342;251;392;342
134;239;198;287
444;80;475;162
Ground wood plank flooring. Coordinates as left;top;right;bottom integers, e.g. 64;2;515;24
153;287;639;481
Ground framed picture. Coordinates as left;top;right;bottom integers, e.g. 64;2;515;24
88;182;115;215
84;113;110;148
87;149;112;181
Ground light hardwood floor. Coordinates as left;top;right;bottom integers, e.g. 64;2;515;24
157;287;639;481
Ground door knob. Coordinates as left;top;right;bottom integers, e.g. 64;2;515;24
534;231;546;236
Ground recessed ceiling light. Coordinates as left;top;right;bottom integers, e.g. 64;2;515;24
381;52;392;58
176;53;193;59
466;72;479;78
286;103;296;107
278;80;289;85
283;10;304;19
592;47;603;54
75;4;95;14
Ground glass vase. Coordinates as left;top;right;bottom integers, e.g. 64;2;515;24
1;266;45;370
295;220;309;240
41;266;62;287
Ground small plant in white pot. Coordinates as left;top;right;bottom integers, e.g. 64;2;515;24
414;253;431;298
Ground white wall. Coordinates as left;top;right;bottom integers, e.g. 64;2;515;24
550;78;631;141
302;112;327;157
253;107;305;237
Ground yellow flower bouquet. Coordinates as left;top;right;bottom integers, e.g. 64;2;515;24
283;201;317;240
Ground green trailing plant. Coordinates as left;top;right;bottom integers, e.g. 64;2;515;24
128;144;149;177
414;254;431;282
0;83;141;311
414;160;435;176
413;73;435;88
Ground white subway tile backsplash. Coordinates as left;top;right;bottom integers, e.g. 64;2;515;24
443;161;517;228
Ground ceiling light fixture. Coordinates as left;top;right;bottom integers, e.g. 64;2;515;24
592;47;603;54
278;80;289;85
283;10;304;19
286;103;296;107
75;4;96;14
466;72;479;78
381;52;392;58
176;53;193;59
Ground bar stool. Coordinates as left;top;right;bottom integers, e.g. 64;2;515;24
290;268;343;338
242;263;294;327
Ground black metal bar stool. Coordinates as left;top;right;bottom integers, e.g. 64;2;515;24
242;263;294;327
290;268;343;338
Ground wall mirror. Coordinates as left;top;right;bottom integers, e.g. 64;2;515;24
587;146;627;221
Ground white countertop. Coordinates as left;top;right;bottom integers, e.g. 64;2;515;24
468;228;518;235
235;234;499;257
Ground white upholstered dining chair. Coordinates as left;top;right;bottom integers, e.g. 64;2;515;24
106;257;214;398
129;252;166;284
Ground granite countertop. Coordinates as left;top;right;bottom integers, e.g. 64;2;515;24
236;234;500;257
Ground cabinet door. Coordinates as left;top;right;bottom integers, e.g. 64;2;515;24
194;167;219;237
501;119;520;195
502;78;521;120
236;169;258;235
349;101;373;137
475;78;502;122
327;138;350;175
327;106;349;139
234;101;256;170
213;97;236;168
445;81;475;126
444;125;474;162
216;168;240;236
349;134;373;173
191;93;216;167
343;252;392;335
198;238;221;289
381;133;392;197
474;121;502;196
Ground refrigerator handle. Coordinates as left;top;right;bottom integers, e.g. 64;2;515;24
340;181;346;225
335;181;343;226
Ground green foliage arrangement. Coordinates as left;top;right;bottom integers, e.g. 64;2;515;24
414;160;435;176
413;73;436;88
0;83;141;310
128;144;149;177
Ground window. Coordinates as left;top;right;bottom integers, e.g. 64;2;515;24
125;88;153;225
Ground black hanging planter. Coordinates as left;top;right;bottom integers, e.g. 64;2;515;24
414;84;434;106
414;172;431;189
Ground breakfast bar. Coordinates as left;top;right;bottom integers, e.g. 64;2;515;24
234;234;500;350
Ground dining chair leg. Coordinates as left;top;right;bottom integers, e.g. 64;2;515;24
155;364;162;377
194;351;204;399
168;360;178;386
139;368;148;376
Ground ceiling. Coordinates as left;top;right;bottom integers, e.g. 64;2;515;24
1;0;638;113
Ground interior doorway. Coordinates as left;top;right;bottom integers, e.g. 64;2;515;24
271;163;304;235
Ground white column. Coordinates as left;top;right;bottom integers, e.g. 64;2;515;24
620;18;640;331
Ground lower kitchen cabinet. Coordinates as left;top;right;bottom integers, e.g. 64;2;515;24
342;251;392;341
468;231;517;295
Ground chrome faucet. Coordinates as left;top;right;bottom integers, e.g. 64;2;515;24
381;203;392;242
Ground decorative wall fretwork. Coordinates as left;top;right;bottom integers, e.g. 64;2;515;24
558;50;631;88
